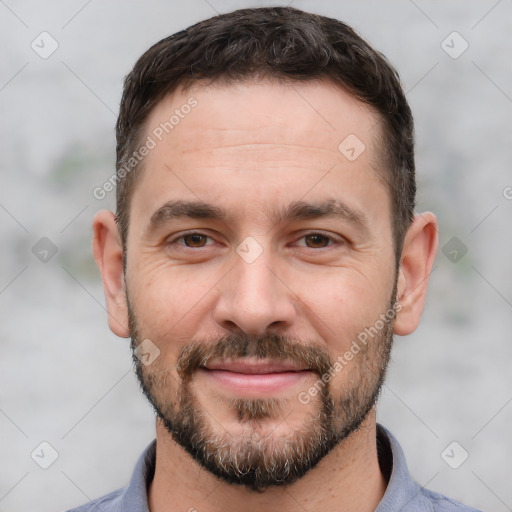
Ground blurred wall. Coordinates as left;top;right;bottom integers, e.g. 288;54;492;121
1;1;511;511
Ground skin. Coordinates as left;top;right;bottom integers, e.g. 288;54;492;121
92;79;438;512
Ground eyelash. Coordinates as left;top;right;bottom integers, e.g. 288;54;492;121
166;231;343;250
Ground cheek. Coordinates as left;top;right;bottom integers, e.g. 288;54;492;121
296;269;393;352
127;263;219;347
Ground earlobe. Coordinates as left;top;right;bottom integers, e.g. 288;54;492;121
394;212;438;336
92;210;130;338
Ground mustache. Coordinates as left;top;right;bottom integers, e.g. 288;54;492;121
176;332;333;381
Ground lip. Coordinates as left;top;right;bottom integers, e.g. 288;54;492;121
197;358;312;395
203;358;309;374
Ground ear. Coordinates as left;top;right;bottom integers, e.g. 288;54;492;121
394;212;438;336
92;210;130;338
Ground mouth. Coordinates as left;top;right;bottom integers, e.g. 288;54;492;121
196;358;312;395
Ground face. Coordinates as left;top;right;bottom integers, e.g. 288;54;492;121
124;79;398;491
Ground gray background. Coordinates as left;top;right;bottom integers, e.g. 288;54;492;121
1;1;511;511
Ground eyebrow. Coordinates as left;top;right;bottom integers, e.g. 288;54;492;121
148;201;226;233
146;198;369;235
268;199;369;233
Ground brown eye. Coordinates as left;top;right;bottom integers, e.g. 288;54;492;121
304;234;331;248
183;234;208;247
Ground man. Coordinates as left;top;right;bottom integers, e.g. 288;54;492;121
71;6;480;512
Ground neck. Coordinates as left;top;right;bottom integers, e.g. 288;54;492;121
148;411;387;512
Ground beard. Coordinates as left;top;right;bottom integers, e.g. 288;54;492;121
128;288;397;492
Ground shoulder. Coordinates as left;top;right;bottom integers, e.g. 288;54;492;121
376;425;482;512
64;487;124;512
64;440;156;512
418;487;482;512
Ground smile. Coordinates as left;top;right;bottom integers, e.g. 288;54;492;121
197;359;312;395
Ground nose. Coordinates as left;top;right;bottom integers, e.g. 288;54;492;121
213;247;297;336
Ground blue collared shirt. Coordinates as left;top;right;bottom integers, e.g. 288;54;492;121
67;425;481;511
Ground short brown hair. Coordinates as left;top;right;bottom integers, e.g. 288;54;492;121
115;6;415;263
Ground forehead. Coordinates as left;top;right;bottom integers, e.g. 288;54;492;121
129;78;389;233
145;78;382;160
